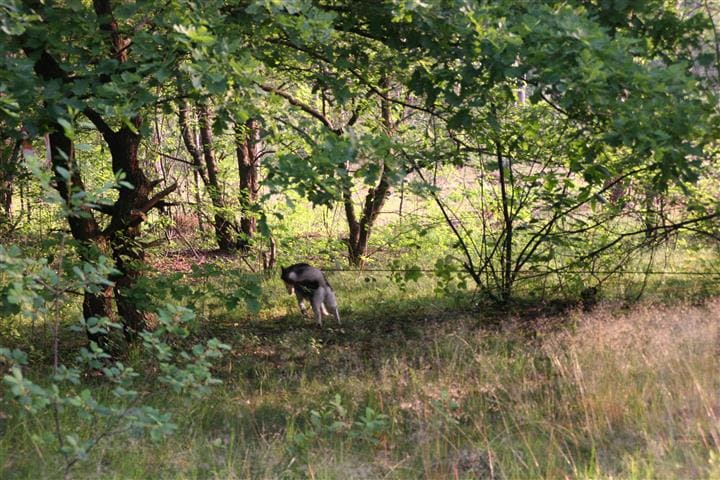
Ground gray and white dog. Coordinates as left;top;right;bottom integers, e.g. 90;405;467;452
280;263;340;326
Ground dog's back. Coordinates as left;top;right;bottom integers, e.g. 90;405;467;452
281;263;331;297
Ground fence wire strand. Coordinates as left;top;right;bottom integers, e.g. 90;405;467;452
319;268;720;276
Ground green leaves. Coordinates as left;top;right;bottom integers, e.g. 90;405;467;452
0;1;39;36
0;347;28;366
173;24;217;46
140;305;230;397
390;261;423;291
3;367;51;413
267;131;354;206
1;249;232;466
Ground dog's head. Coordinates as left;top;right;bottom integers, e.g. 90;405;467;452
280;266;294;294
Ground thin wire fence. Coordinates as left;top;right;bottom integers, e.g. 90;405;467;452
319;267;720;276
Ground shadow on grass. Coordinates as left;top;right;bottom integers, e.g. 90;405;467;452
195;269;720;388
5;267;719;378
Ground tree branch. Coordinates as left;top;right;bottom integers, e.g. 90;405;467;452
103;183;177;234
258;83;342;135
83;108;115;140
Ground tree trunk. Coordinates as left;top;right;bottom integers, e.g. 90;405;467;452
344;81;394;266
193;169;205;232
80;111;176;342
197;103;238;251
47;129;115;348
100;121;157;340
236;118;260;251
179;99;238;251
0;139;20;226
79;237;115;349
345;167;393;266
343;184;363;265
495;135;513;301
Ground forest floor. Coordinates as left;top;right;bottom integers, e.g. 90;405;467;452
2;253;720;479
148;249;240;273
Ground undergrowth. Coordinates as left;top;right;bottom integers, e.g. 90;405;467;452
2;265;720;478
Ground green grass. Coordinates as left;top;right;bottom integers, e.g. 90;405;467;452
4;192;720;479
3;267;720;479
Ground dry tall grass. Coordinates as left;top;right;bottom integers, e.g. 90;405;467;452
536;301;720;479
271;299;720;478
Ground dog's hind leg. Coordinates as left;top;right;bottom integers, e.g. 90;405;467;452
324;289;341;325
310;291;324;326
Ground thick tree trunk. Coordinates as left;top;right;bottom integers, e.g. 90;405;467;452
236;118;260;251
112;243;148;341
78;237;115;348
103;124;150;338
81;113;176;342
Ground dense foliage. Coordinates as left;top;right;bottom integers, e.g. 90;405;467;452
2;0;720;477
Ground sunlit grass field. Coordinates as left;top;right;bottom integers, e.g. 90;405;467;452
2;263;720;479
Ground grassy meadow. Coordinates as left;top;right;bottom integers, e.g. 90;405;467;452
3;186;720;479
2;258;720;478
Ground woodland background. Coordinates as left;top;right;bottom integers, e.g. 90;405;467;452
2;1;720;478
